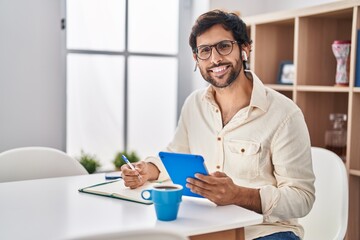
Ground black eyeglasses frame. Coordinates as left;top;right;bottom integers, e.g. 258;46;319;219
195;40;239;60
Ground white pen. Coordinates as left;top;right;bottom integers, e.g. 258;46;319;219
121;155;142;180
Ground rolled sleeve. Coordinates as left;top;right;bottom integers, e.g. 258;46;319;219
143;156;170;182
260;110;316;222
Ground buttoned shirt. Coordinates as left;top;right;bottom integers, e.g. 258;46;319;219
146;70;315;239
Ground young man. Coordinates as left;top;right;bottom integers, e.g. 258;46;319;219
122;10;315;240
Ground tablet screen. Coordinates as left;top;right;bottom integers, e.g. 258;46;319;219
159;151;208;198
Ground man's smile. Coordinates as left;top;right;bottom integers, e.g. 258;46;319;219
208;65;230;77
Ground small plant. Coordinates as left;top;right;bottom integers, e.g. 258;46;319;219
77;150;101;174
113;150;140;170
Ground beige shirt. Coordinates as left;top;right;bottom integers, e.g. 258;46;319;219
146;71;315;240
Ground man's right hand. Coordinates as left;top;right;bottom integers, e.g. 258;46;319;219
121;161;160;189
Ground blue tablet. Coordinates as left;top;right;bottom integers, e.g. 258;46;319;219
158;151;209;198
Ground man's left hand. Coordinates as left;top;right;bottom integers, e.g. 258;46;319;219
186;171;240;206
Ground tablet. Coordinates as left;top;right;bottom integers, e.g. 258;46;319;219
158;151;209;198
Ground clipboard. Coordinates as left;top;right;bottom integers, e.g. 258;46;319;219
159;151;209;198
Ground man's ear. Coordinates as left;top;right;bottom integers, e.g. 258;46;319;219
193;53;199;72
241;50;248;61
241;44;251;59
241;44;251;70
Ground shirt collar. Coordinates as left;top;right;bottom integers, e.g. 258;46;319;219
247;70;268;113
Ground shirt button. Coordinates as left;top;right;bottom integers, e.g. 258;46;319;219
215;109;219;113
216;165;220;169
217;137;221;141
241;148;245;153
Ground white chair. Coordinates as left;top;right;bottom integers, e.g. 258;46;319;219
0;146;88;183
68;229;189;240
298;147;348;240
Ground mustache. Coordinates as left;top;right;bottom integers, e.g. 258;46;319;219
206;62;231;70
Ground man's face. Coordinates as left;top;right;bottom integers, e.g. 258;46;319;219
195;24;242;88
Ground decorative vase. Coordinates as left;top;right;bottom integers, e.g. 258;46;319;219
332;40;351;86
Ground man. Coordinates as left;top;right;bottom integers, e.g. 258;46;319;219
122;10;315;240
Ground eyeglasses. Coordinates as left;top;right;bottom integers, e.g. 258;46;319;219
195;40;238;60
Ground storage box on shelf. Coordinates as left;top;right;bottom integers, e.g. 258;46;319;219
243;1;360;239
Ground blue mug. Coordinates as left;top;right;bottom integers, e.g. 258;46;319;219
141;184;183;221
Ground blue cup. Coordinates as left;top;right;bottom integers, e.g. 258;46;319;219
141;184;183;221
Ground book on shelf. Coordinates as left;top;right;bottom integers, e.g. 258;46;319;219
355;29;360;87
79;179;162;205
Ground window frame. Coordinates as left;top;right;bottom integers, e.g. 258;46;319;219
66;0;180;151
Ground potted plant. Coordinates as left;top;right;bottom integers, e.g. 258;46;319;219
113;150;140;170
77;150;101;174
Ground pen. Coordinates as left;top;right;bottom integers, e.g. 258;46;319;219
121;155;142;180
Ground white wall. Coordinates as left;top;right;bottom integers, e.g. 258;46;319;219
191;0;212;91
0;0;66;152
210;0;341;17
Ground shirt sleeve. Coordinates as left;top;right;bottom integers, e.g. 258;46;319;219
143;156;169;182
260;110;316;222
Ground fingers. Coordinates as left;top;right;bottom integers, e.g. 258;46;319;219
121;166;137;177
186;174;221;191
121;162;145;188
123;178;141;189
186;172;235;205
122;171;144;189
186;181;212;197
186;177;209;197
193;171;226;184
186;179;224;202
121;161;143;175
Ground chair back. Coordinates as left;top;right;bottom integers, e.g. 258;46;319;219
68;229;189;240
298;147;348;240
0;146;88;183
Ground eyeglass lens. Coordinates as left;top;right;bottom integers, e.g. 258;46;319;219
197;40;236;60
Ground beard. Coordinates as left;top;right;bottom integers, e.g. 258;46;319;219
199;60;242;88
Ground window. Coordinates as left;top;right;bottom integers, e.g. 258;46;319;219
66;0;179;169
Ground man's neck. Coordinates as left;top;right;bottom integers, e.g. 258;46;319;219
213;72;253;126
214;72;252;110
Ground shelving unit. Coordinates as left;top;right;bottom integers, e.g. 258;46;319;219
243;1;360;239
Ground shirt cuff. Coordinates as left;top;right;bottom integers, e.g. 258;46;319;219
259;185;280;222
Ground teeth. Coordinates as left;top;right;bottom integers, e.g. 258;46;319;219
212;66;227;73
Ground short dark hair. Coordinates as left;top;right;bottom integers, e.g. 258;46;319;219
189;10;252;53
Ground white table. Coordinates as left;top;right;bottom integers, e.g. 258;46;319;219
0;174;263;240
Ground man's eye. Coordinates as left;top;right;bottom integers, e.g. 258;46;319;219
199;47;211;53
218;42;231;50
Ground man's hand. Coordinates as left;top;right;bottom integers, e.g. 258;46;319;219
186;171;239;205
121;161;160;189
121;161;147;189
186;171;262;213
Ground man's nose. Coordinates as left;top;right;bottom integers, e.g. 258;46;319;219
210;47;222;65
